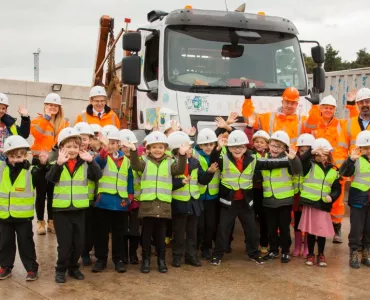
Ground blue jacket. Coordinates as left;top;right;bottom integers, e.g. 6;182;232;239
94;150;132;211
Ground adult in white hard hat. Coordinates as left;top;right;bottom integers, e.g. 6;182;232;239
30;92;69;235
75;86;120;128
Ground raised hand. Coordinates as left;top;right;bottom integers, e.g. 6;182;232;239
305;88;320;105
39;151;49;165
171;120;181;132
98;133;109;150
57;148;69;165
79;150;93;162
325;195;333;203
217;136;228;150
182;175;191;185
285;145;297;160
207;162;219;173
144;123;153;131
179;142;191;155
183;126;197;137
44;106;52;117
215;117;228;129
350;147;361;161
347;88;357;103
226;112;239;125
121;140;137;151
241;81;256;99
18;106;28;117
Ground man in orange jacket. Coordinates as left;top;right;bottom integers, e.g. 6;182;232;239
75;86;120;128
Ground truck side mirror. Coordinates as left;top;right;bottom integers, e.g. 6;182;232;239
121;56;141;85
311;46;325;64
122;32;141;52
312;66;325;93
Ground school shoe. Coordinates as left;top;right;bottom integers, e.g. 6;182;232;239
349;249;360;269
210;257;221;266
92;260;107;273
281;253;291;263
68;269;85;280
47;220;56;234
0;267;12;280
55;272;66;283
157;259;168;273
114;261;127;273
129;237;140;265
130;255;139;265
36;221;46;235
201;249;211;260
263;251;279;261
305;255;315;266
250;255;264;265
316;255;327;267
333;223;343;243
172;256;181;268
292;232;302;257
26;271;38;281
361;248;370;267
81;255;92;266
185;256;201;267
141;258;151;273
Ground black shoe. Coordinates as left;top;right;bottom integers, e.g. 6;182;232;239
250;255;264;265
350;249;360;269
26;271;38;281
157;259;168;273
141;258;150;273
263;251;279;261
210;257;221;266
68;269;85;280
0;267;12;280
333;223;343;243
185;257;201;267
130;255;139;265
55;272;66;283
362;248;370;267
201;249;211;260
281;253;291;263
92;260;107;273
114;261;127;273
172;256;181;268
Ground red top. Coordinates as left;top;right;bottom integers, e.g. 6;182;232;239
184;162;189;177
233;157;244;201
66;158;77;174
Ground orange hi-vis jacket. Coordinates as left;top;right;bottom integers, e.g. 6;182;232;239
347;116;370;152
31;114;69;155
74;105;120;128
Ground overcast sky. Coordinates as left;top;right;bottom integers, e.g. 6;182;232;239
1;0;369;86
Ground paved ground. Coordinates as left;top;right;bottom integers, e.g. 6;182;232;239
1;213;368;300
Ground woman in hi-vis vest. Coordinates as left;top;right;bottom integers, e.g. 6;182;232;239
30;93;68;235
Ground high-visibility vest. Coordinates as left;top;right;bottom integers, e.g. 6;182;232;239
98;156;129;198
195;153;220;196
292;175;303;194
53;163;89;209
0;164;34;219
351;156;370;192
221;155;255;190
133;170;142;200
300;163;339;202
172;167;200;201
88;180;95;201
140;158;173;203
347;117;370;152
9;124;18;136
262;168;294;199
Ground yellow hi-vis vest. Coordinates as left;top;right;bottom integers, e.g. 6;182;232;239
300;163;339;202
0;164;34;219
88;180;95;201
133;170;142;200
351;156;370;192
98;156;129;198
292;175;303;194
261;168;294;199
53;163;89;209
193;151;220;196
221;155;255;190
172;167;200;201
140;158;172;203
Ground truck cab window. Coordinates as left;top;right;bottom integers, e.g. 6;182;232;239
144;34;159;89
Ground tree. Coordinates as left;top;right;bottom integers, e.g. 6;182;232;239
324;44;342;72
353;48;370;68
303;53;315;74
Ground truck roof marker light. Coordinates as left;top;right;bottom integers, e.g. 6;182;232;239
185;5;193;9
257;12;265;16
124;18;131;23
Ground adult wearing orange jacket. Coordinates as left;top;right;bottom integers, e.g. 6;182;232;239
31;93;69;235
75;86;120;128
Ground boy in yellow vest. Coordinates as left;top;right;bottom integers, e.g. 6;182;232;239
0;136;38;281
46;127;102;283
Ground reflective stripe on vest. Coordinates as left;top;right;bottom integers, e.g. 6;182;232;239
172;167;200;201
0;164;34;219
351;156;370;192
9;124;18;136
140;159;172;203
197;154;220;196
221;155;255;190
98;156;129;198
262;168;294;199
133;171;142;200
300;163;338;202
53;163;89;208
269;112;301;143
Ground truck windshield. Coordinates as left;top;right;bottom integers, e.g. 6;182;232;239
164;26;306;94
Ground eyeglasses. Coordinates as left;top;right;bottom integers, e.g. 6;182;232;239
269;144;285;150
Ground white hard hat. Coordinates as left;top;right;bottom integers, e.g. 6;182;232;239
164;120;180;133
58;127;81;146
296;133;315;147
120;129;138;144
44;93;62;106
168;131;194;150
320;95;337;107
90;124;102;133
356;130;370;147
197;128;218;145
145;131;168;147
89;86;107;98
74;122;94;136
3;136;30;154
227;130;249;146
0;93;9;106
101;125;120;140
270;130;290;148
356;88;370;102
312;138;333;152
252;130;270;141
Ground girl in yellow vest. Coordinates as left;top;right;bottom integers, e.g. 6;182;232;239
45;127;102;283
298;138;341;267
0;136;38;281
122;131;190;274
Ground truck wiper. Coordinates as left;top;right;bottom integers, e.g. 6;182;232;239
188;85;229;93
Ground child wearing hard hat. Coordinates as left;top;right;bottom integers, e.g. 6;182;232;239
0;136;39;281
193;128;220;260
209;130;297;266
291;133;315;258
260;130;302;263
45;127;102;283
298;138;341;267
122;131;190;274
92;125;131;274
339;131;370;269
119;129;141;265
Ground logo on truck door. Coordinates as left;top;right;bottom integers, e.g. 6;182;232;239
186;96;209;113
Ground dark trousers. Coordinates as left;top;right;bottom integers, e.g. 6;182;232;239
213;200;259;258
265;205;292;254
123;209;140;259
198;200;219;251
94;208;128;264
294;211;302;232
349;206;370;249
253;188;268;247
82;206;96;257
307;234;326;255
0;221;38;272
54;210;85;273
141;217;166;259
172;214;198;258
34;176;54;221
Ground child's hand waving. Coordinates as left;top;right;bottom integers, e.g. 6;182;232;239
207;162;219;173
121;140;137;151
285;145;297;160
57;148;69;166
79;150;93;163
39;151;49;165
325;195;332;203
179;142;191;155
350;147;361;161
182;175;191;185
